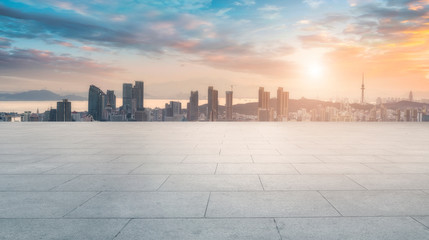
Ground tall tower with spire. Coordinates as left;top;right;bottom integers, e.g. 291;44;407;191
361;73;365;105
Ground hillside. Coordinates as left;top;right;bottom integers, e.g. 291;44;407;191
0;90;86;101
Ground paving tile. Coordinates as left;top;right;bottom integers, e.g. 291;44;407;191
183;155;252;163
316;155;388;163
413;216;429;228
347;174;429;190
0;175;77;191
293;163;379;174
0;192;96;218
115;219;280;240
0;219;128;240
41;154;120;163
0;163;64;174
159;175;263;191
365;163;429;174
0;154;54;163
38;148;101;155
276;217;429;240
113;155;186;163
321;190;429;216
216;163;299;174
67;192;209;218
131;163;216;174
53;175;168;191
45;163;141;174
206;192;340;217
252;155;322;163
378;155;429;163
260;175;365;190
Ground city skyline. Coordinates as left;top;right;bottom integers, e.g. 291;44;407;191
1;1;429;100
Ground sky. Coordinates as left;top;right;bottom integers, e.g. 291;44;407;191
0;0;428;101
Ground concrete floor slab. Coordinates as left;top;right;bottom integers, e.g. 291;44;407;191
66;192;209;218
347;174;429;190
114;218;280;240
0;219;128;240
260;175;365;190
0;192;96;218
206;191;340;217
159;175;263;191
276;217;429;240
321;190;429;216
53;175;168;191
2;123;429;239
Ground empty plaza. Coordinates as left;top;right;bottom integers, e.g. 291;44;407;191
0;122;429;239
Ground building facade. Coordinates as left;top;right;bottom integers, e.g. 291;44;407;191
56;99;72;121
226;91;233;121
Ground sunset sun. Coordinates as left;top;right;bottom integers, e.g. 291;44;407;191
307;63;324;78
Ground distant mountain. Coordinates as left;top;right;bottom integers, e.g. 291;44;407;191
384;101;429;110
0;90;86;101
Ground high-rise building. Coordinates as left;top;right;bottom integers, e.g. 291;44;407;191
133;81;144;110
56;99;71;121
106;90;116;110
264;92;270;109
188;91;199;121
226;91;233;121
208;86;213;120
258;87;264;108
258;87;273;121
49;108;57;121
163;101;182;121
88;85;105;121
276;87;289;121
208;87;219;121
122;83;133;113
409;91;413;102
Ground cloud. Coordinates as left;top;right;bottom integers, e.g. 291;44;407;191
299;34;342;48
0;37;12;48
48;40;75;48
0;3;299;78
233;0;256;6
258;5;282;11
80;45;102;52
215;8;232;17
258;5;282;19
297;19;311;24
198;54;297;77
0;48;121;74
303;0;324;8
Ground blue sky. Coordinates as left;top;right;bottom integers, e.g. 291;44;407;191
1;0;429;100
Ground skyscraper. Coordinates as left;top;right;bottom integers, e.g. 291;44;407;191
188;91;199;121
264;92;270;109
106;90;116;110
56;99;71;121
88;85;105;121
163;101;182;121
226;91;233;121
133;81;144;110
258;87;273;121
208;87;219;121
258;87;264;108
276;87;289;121
409;91;413;102
122;83;133;113
208;86;213;120
213;89;218;120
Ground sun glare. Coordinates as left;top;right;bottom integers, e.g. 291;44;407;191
308;64;324;78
